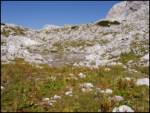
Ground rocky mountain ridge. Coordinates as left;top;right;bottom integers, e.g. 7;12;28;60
1;1;149;68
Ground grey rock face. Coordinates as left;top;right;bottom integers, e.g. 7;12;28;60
106;1;149;21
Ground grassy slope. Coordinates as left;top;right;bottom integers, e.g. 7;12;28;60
1;59;149;112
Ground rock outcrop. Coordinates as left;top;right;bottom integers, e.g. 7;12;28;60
106;1;149;22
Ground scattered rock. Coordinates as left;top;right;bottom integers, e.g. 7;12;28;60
42;97;50;102
41;97;53;106
53;95;61;100
69;73;78;80
47;102;53;106
124;77;131;81
104;67;111;71
98;109;101;112
80;83;94;92
35;65;43;69
109;62;122;66
141;53;149;60
78;72;86;78
112;105;134;112
1;86;5;90
100;90;105;93
41;94;61;106
140;53;149;66
136;78;149;86
65;90;73;96
112;95;124;102
133;70;138;73
110;50;121;57
100;89;113;94
105;89;113;94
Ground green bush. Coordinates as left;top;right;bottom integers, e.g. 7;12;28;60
71;26;79;30
119;52;139;64
44;80;66;90
96;20;120;27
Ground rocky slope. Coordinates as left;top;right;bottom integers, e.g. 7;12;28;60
1;1;149;69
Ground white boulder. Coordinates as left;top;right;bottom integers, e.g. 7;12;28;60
112;105;134;112
112;95;124;102
65;90;73;96
1;86;5;90
136;78;149;86
142;53;149;60
42;97;50;102
105;89;113;94
78;72;86;78
53;95;61;100
80;83;94;92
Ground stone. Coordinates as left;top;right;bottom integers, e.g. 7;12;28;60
112;105;134;112
142;53;149;60
100;90;105;93
78;72;86;78
80;83;94;92
42;98;50;102
111;50;121;57
136;78;149;86
65;90;73;96
105;89;113;94
104;67;111;71
98;109;101;112
124;77;131;81
53;95;61;100
1;86;4;90
47;102;53;106
112;95;124;102
100;89;113;94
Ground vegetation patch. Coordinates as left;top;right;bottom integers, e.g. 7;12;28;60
1;41;6;45
119;52;139;64
96;20;120;27
1;60;149;112
52;39;109;53
135;66;149;75
1;26;26;37
71;26;79;30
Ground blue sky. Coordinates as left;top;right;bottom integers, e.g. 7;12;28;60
1;1;120;29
